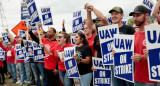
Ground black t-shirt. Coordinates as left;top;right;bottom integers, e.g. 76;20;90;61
76;45;92;75
93;24;135;58
119;24;135;35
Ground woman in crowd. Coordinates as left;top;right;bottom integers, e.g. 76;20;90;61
42;32;74;86
73;32;92;86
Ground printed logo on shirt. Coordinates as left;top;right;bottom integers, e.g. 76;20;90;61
7;51;12;56
143;40;146;46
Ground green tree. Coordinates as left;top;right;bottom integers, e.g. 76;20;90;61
127;18;134;26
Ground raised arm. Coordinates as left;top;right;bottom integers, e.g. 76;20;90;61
85;3;110;25
153;0;160;22
27;27;40;44
0;41;8;52
6;28;15;43
62;20;66;32
84;3;96;30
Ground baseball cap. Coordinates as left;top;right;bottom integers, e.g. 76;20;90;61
15;36;20;38
109;6;123;13
129;5;149;16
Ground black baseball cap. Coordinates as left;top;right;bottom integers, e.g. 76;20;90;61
129;5;149;16
109;6;123;13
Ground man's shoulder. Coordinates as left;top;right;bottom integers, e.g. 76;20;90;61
122;24;134;29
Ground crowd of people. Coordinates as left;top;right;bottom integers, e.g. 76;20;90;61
0;1;160;86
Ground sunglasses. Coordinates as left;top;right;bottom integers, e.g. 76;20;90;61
93;20;100;23
7;44;11;45
57;36;62;39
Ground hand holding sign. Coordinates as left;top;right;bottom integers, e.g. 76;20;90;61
73;55;78;61
131;53;143;62
143;49;149;58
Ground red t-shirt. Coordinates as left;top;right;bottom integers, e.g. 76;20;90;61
13;39;18;47
42;38;58;70
158;21;160;24
0;60;3;67
87;34;96;56
134;31;156;83
50;43;74;72
0;43;15;63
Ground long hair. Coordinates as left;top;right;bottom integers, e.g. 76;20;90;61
77;33;88;46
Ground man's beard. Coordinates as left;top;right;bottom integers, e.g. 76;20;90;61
135;16;145;26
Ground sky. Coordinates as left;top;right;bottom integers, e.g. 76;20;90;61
0;0;157;36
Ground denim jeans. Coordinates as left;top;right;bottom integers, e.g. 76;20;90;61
111;65;134;86
37;63;47;86
19;63;30;83
30;63;40;86
7;63;17;82
59;71;73;86
135;81;157;86
74;72;92;86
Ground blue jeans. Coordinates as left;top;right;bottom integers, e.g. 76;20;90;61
74;72;92;86
111;65;134;86
135;81;157;86
30;63;40;86
37;63;47;86
7;63;17;82
19;63;30;83
59;71;73;86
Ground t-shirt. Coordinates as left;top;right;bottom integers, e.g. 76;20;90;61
42;38;58;70
87;34;96;56
119;24;135;35
93;35;101;58
0;43;15;63
50;43;74;72
134;31;156;83
13;39;18;47
158;21;160;24
0;60;3;67
93;24;135;58
76;45;92;75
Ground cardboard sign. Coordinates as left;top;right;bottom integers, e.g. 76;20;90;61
29;20;41;33
23;40;34;62
0;47;5;61
93;69;111;86
22;47;30;62
15;44;25;60
92;57;111;70
1;32;9;44
32;42;44;62
71;36;75;45
98;24;119;65
12;21;26;35
92;57;111;86
113;34;134;82
64;47;80;78
145;25;160;82
26;0;40;23
141;0;154;16
72;10;83;33
41;6;53;25
21;0;30;21
18;30;26;37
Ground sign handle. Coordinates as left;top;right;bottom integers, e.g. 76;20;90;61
26;20;29;49
36;23;45;56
